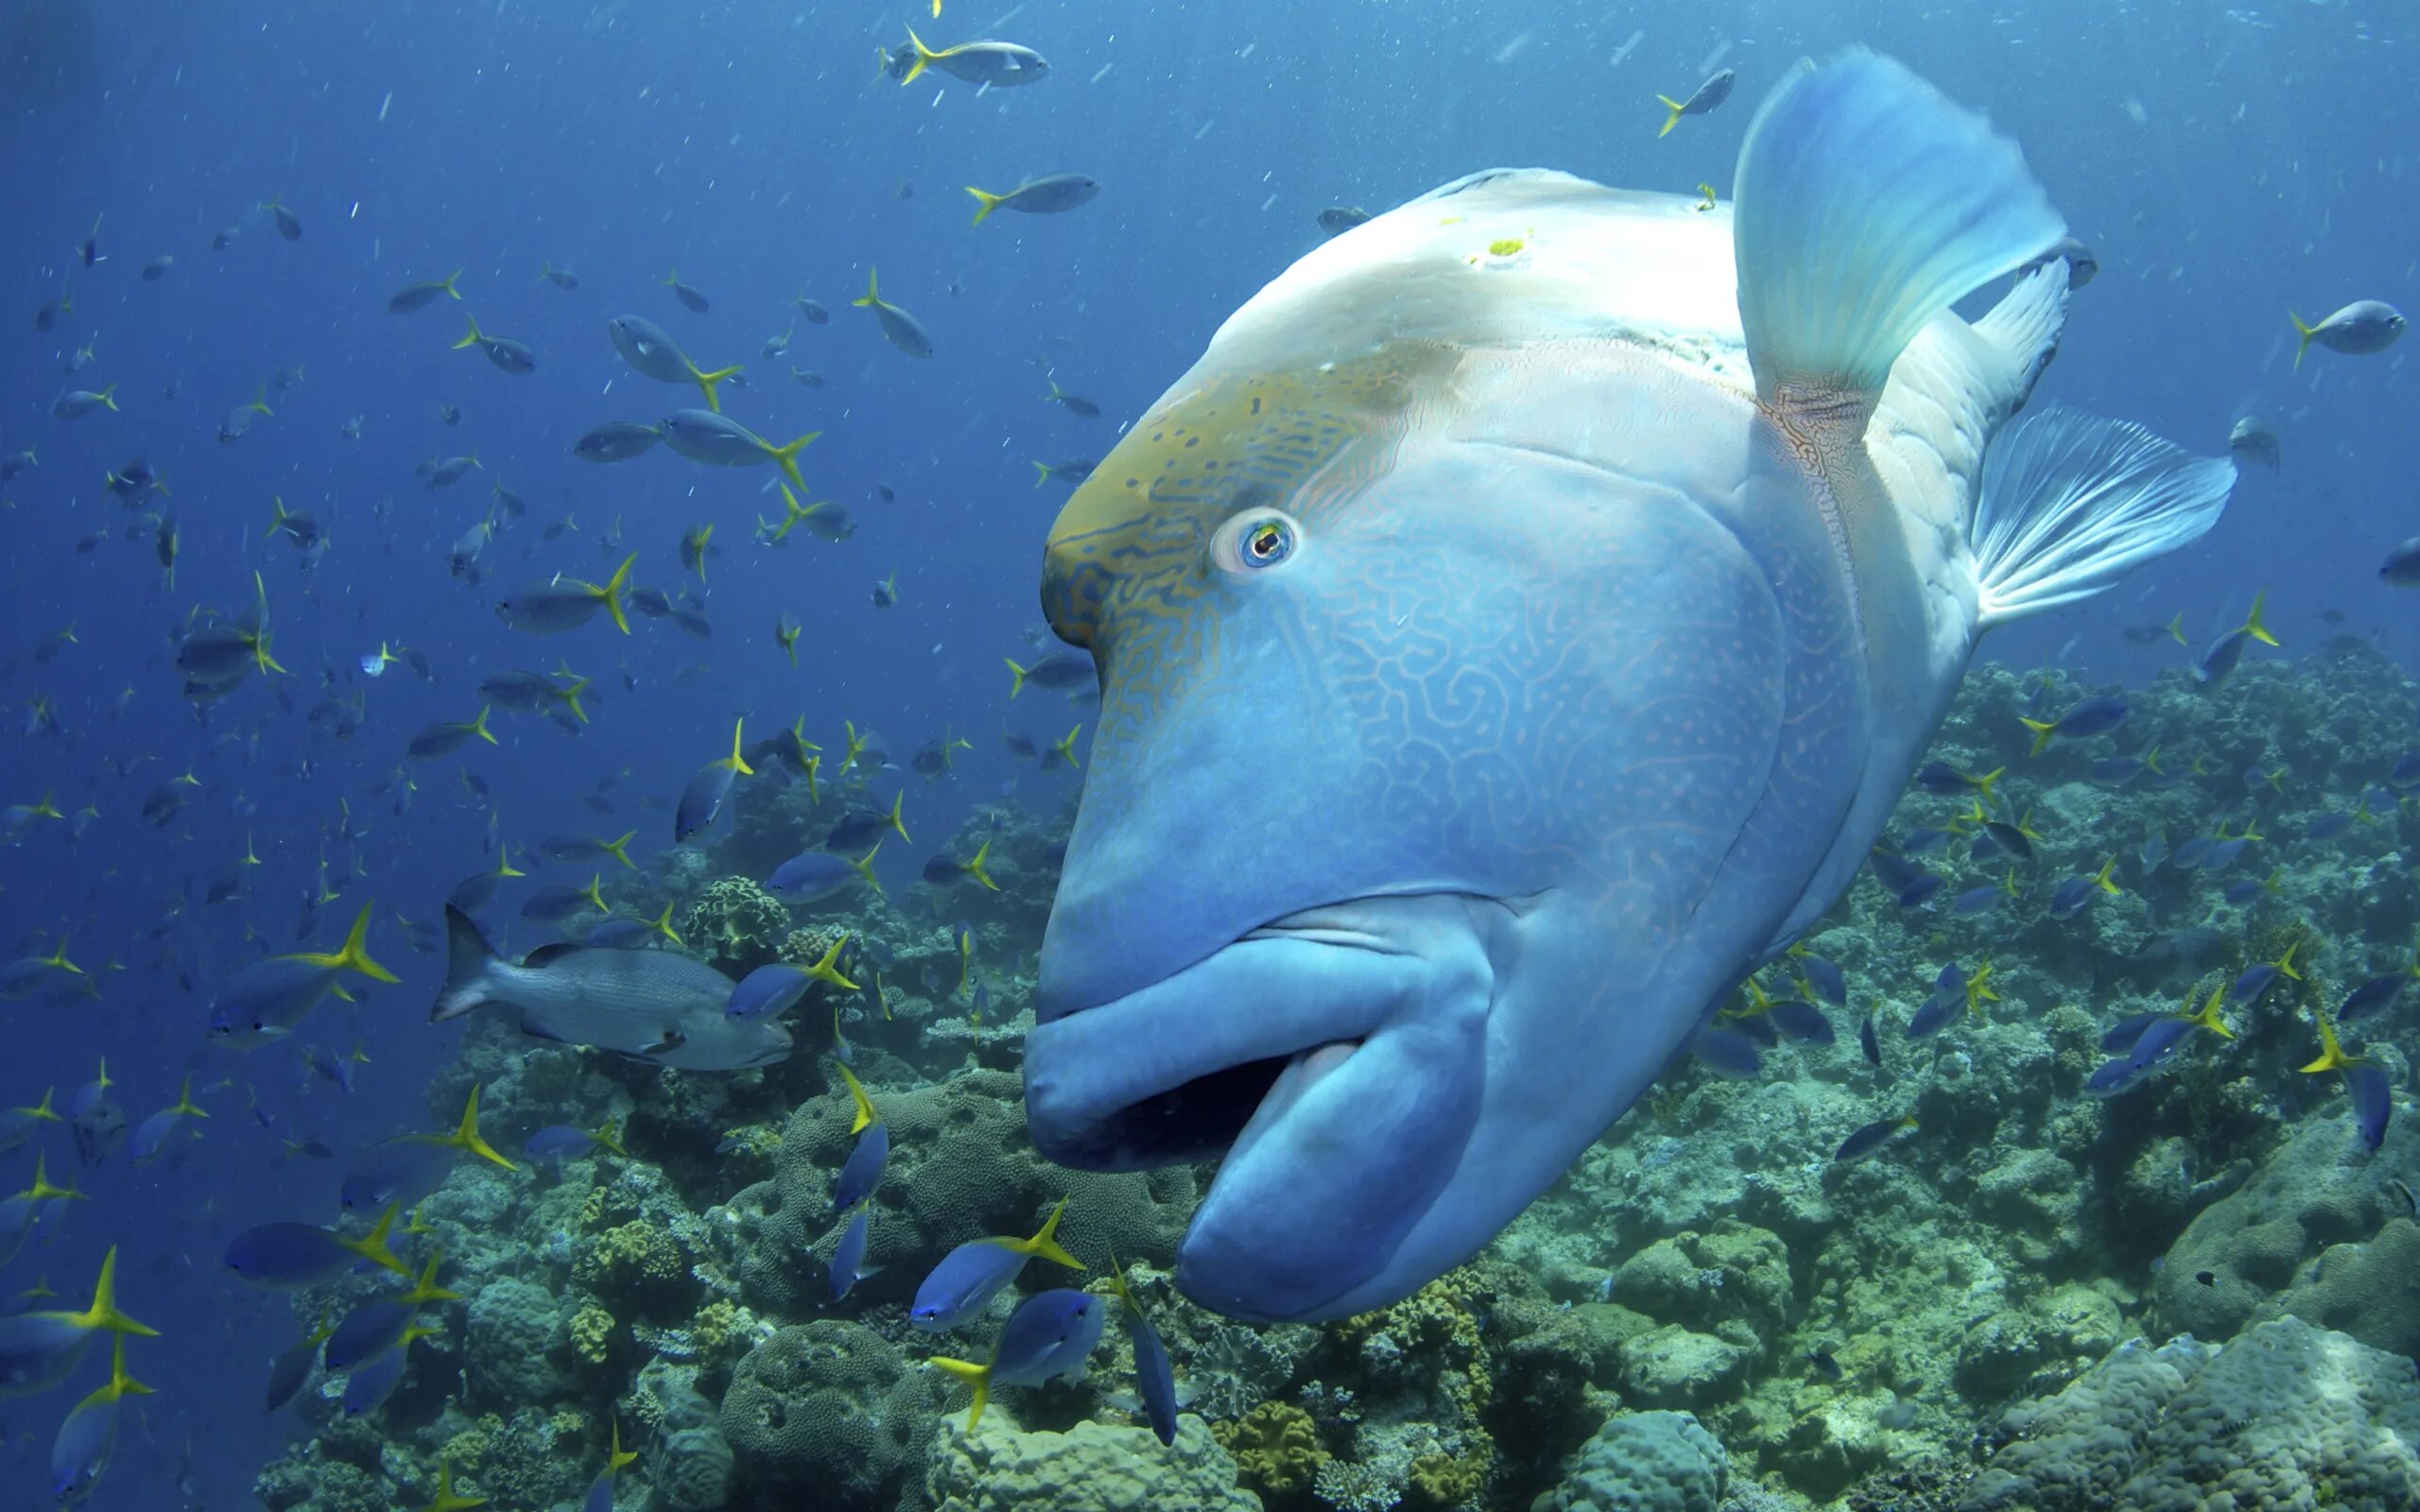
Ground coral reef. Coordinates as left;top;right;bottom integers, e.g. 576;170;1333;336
922;1411;1262;1512
251;645;2420;1512
720;1321;940;1511
1964;1317;2420;1511
1532;1411;1728;1512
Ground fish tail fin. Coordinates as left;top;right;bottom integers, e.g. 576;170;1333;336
1655;94;1685;137
1020;1195;1084;1270
835;1059;878;1132
2240;587;2278;646
2018;717;2057;757
561;677;592;725
855;267;881;307
95;1333;151;1403
849;840;885;896
471;705;496;746
901;32;936;84
961;839;998;891
1969;405;2237;630
767;431;821;492
1030;461;1051;488
601;829;635;868
598;552;636;634
2165;612;2186;644
346;1203;410;1276
434;903;501;1022
691;363;741;413
1005;658;1028;696
2290;310;2314;371
251;385;274;417
1732;50;2064;426
453;313;483;351
452;1085;517;1171
97;383;117;411
965;186;1003;225
928;1357;990;1428
886;790;909;844
79;1247;158;1337
728;717;755;777
336;902;400;984
443;267;462;299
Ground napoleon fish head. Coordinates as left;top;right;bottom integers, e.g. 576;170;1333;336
1020;51;2237;1323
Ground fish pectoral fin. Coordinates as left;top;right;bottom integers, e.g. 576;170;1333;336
1969;406;2236;630
639;1028;689;1057
1732;50;2065;431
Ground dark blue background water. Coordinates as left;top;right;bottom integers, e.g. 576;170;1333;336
0;0;2409;1503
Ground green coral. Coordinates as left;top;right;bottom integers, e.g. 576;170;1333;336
1408;1446;1491;1508
575;1218;696;1317
682;875;791;974
1215;1400;1328;1501
570;1303;616;1365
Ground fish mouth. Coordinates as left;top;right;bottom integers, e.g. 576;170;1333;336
1026;892;1502;1320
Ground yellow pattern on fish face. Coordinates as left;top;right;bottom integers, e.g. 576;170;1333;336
1041;346;1452;710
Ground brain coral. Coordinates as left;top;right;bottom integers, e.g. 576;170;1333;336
720;1321;939;1512
923;1410;1260;1512
1962;1316;2420;1512
460;1276;570;1407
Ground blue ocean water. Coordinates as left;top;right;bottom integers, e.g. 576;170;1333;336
0;0;2411;1504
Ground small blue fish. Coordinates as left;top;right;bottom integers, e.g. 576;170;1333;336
1911;761;1975;795
339;1326;433;1416
265;1319;336;1410
673;718;754;842
1105;1258;1177;1446
1833;1115;1916;1163
524;1120;627;1164
1794;953;1847;1005
2019;695;2128;755
728;964;812;1022
2193;592;2277;689
1858;1012;1879;1067
2227;945;2300;1005
303;1043;357;1094
225;1207;407;1290
830;1207;874;1301
1950;883;2006;918
1766;999;1836;1045
927;1289;1107;1429
2136;832;2170;869
1868;849;1927;896
910;1197;1084;1331
2089;751;2157;786
2339;974;2408;1024
1905;993;1960;1040
127;1078;209;1165
582;917;656;949
1897;827;1953;855
48;1334;146;1504
1728;1012;1780;1047
2306;812;2352;841
0;1249;152;1400
768;847;876;901
2390;752;2420;789
1690;1025;1762;1079
2345;1062;2392;1152
834;1125;890;1212
1896;874;1944;909
322;1255;458;1372
2168;835;2216;871
2100;1011;2166;1054
582;1427;639;1512
2047;858;2119;919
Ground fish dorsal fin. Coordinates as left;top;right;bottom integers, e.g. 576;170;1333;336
1731;51;2064;443
522;942;583;968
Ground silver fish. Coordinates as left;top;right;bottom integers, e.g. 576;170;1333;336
433;906;790;1071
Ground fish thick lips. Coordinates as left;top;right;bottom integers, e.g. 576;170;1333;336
1023;902;1445;1168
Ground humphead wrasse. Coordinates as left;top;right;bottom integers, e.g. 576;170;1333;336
1022;52;2237;1323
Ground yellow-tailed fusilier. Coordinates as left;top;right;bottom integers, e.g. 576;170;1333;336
1021;51;2236;1323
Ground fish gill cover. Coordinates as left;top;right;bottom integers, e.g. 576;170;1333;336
0;3;2415;1510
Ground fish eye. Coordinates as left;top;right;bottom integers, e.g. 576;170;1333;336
1212;510;1301;575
